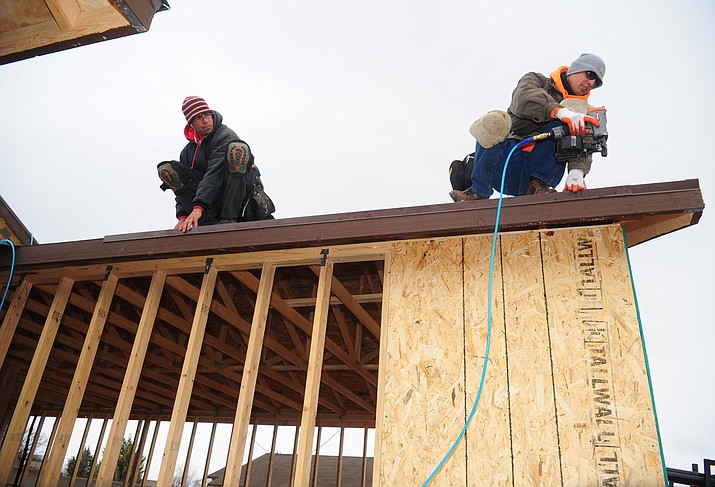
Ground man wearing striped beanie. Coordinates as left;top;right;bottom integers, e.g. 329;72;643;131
157;96;275;232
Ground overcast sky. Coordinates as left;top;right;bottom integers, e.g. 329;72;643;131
1;0;713;478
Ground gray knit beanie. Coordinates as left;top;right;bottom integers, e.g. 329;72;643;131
567;53;605;87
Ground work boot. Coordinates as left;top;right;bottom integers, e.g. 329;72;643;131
449;188;487;202
526;178;557;195
157;162;184;191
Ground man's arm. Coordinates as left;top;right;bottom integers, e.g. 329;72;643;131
508;72;561;123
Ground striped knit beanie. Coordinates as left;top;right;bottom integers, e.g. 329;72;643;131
182;96;212;123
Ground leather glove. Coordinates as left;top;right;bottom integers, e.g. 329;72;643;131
563;169;586;192
556;107;600;136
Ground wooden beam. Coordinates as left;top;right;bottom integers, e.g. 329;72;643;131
234;269;378;388
129;416;151;486
361;428;369;487
68;414;93;487
43;0;81;30
321;372;375;413
167;274;308;373
312;426;322;486
39;272;119;486
293;259;334;487
242;423;258;486
372;251;390;487
311;265;381;340
181;421;198;486
268;423;280;485
96;270;165;487
0;7;129;58
337;426;345;487
6;180;701;270
0;280;32;369
224;263;276;487
19;415;46;487
156;265;218;485
124;419;143;487
141;420;161;487
283;293;382;307
0;277;73;486
200;420;218;487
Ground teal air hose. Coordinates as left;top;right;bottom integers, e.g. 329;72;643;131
0;239;16;311
622;229;669;486
422;134;547;486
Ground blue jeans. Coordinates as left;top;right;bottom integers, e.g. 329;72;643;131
471;120;567;197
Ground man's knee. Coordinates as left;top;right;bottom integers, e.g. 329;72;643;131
227;142;251;174
157;160;184;191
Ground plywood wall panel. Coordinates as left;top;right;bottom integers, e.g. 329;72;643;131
501;232;561;486
377;225;664;487
463;234;511;486
379;239;467;486
541;226;664;486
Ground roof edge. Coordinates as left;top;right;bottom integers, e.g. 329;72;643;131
1;179;705;271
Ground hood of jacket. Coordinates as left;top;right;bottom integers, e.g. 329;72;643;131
550;66;590;103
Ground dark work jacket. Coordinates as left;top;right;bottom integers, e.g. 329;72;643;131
177;111;255;215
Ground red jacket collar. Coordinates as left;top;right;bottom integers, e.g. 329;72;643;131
184;124;207;145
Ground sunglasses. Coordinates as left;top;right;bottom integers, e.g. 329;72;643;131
584;70;602;87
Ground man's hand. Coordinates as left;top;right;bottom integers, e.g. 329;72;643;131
178;207;203;233
563;169;586;192
556;107;600;136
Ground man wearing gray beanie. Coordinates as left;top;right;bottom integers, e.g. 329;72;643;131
450;53;606;201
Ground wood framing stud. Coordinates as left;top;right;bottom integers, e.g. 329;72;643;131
156;266;218;485
39;273;119;485
0;277;73;486
96;270;166;486
224;263;277;486
293;260;334;487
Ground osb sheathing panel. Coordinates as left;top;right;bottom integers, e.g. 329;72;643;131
377;224;664;487
380;238;467;486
